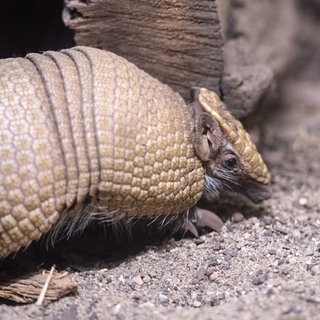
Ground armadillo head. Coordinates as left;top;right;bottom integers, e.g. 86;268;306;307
191;88;271;204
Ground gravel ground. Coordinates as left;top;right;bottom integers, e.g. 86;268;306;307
1;38;320;320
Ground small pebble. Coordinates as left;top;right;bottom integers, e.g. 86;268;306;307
289;257;297;264
314;247;320;257
111;303;122;315
194;237;205;245
191;292;198;300
281;304;301;315
262;215;273;225
143;275;151;283
212;243;220;251
209;272;218;281
228;248;238;257
205;267;215;276
280;266;290;275
232;212;244;223
252;271;268;285
268;248;277;255
210;298;220;306
193;300;202;308
298;197;309;207
250;242;259;249
133;275;143;286
118;275;125;284
274;223;289;235
224;263;231;270
208;257;220;266
263;230;273;237
148;270;158;278
132;293;141;301
224;254;232;262
249;255;257;262
252;276;266;285
310;265;320;275
292;230;301;239
216;291;225;300
266;287;274;296
159;294;169;303
195;266;206;281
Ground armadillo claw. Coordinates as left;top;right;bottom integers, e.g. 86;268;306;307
195;208;224;231
184;207;224;236
184;220;200;237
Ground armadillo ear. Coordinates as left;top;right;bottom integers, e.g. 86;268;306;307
194;113;222;162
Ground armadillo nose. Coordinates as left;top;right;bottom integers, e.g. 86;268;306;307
251;183;272;203
243;179;272;204
259;183;272;201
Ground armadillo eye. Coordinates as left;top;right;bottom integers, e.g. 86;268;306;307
225;157;237;169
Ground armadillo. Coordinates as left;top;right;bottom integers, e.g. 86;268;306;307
0;46;271;259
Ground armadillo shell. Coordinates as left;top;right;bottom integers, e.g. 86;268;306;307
0;46;204;258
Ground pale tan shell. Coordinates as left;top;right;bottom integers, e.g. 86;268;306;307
198;88;270;184
0;47;204;258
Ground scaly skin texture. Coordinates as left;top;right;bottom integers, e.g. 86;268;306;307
0;47;204;258
0;47;271;259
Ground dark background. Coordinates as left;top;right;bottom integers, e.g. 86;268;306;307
0;0;74;58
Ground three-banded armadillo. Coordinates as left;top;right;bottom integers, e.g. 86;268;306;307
0;46;271;259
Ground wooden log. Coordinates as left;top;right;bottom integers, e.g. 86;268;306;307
63;0;223;102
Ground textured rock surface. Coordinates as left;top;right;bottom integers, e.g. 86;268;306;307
219;0;300;117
